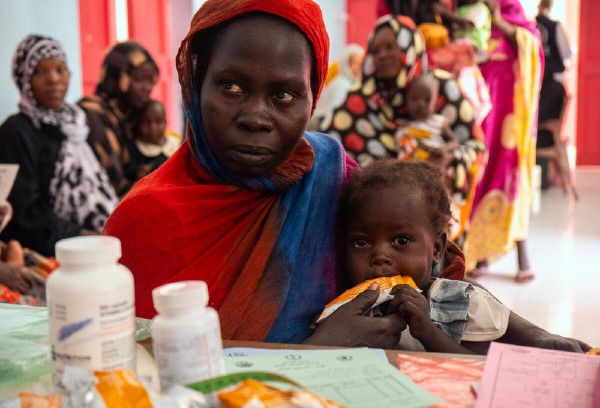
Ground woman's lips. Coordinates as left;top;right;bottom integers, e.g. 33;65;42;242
229;146;275;165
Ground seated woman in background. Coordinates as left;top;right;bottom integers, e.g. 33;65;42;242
79;41;159;197
320;15;486;242
124;99;181;183
308;44;364;131
0;35;117;257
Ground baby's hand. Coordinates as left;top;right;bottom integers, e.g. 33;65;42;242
388;284;436;341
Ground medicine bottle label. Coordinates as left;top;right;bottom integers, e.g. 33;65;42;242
48;291;135;390
154;325;225;390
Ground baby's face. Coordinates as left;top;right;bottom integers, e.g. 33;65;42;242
344;187;443;290
138;103;166;145
406;81;436;121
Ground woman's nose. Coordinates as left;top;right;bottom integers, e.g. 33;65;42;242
45;69;60;83
237;99;273;132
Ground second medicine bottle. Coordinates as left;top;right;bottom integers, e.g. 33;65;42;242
151;280;225;391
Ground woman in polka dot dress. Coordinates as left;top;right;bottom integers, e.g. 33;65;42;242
320;14;486;242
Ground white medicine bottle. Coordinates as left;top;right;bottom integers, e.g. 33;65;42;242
152;280;225;391
47;236;136;391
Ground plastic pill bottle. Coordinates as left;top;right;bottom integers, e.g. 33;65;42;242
152;280;225;391
47;236;136;392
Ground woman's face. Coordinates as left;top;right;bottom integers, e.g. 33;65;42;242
125;62;158;109
200;15;314;177
30;57;70;110
371;27;403;82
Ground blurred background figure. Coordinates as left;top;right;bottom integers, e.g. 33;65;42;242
79;41;159;197
535;0;573;190
320;15;486;244
125;99;181;184
309;44;364;131
464;0;543;283
0;35;117;257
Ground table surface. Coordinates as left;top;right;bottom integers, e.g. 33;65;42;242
220;339;486;364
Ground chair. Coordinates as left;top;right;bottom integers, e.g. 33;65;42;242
536;83;578;200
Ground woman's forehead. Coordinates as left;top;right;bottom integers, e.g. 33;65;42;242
218;13;310;52
208;14;312;78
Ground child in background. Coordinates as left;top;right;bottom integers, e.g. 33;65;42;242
396;74;459;173
331;160;591;354
125;99;180;183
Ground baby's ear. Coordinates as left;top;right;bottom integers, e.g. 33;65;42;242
433;232;447;265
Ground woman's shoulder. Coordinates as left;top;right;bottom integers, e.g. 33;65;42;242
0;113;33;130
0;114;38;144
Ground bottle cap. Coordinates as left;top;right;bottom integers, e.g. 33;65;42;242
55;236;121;265
153;281;209;315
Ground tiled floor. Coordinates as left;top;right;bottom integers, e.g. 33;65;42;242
472;168;600;348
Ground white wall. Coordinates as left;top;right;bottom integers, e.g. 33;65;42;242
0;0;82;123
314;0;347;64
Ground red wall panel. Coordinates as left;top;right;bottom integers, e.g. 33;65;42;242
127;0;176;130
78;0;116;97
577;0;600;165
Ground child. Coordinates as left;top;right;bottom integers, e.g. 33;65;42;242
125;99;181;182
327;160;591;354
396;74;459;172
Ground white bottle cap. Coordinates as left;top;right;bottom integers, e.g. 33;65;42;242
153;281;209;316
55;236;121;265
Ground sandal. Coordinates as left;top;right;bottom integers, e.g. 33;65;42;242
469;265;488;279
515;268;535;283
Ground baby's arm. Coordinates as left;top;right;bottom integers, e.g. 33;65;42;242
389;285;475;354
498;311;591;352
442;122;459;147
465;278;591;352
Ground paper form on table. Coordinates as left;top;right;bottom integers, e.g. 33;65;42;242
225;347;441;408
475;342;600;408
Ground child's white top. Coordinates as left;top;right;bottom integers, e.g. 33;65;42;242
399;278;510;351
395;113;448;150
135;133;181;158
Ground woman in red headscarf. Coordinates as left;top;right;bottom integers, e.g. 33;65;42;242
104;0;410;347
105;0;590;353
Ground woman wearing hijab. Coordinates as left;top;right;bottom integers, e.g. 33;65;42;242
104;0;587;353
320;15;487;242
105;0;414;347
0;35;118;257
464;0;543;282
79;41;159;196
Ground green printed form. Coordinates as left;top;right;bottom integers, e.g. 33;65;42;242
224;347;442;408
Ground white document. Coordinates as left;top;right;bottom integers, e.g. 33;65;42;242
0;164;19;202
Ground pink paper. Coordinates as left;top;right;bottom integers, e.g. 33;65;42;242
476;342;600;408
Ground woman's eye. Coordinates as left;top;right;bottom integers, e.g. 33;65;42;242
222;82;243;94
273;91;294;102
394;236;410;246
352;238;369;248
